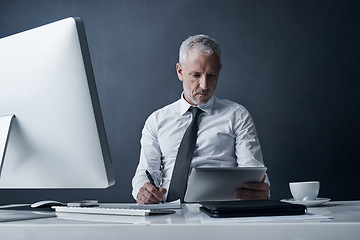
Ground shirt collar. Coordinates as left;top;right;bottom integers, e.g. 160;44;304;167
180;93;215;116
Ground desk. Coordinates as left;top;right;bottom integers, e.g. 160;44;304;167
0;201;359;240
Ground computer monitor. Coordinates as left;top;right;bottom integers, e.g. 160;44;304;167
0;17;115;188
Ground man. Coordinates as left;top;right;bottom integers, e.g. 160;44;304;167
132;34;270;204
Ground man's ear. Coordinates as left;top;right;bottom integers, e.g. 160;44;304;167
176;63;183;82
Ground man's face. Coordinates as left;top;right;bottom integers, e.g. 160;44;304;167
176;49;222;105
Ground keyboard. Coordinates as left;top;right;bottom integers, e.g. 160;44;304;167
53;206;176;216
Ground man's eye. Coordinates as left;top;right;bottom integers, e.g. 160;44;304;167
191;74;200;78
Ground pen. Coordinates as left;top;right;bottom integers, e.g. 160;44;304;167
145;170;164;203
145;170;159;191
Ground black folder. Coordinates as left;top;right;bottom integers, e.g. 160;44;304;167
199;200;307;218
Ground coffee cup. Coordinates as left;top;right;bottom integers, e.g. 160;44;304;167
289;181;320;201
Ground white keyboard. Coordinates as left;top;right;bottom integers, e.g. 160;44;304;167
53;206;175;216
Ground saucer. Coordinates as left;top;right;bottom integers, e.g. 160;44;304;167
280;198;331;207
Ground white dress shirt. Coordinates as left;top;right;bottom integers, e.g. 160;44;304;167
132;94;266;200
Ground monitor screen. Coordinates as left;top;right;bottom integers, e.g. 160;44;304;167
0;17;115;188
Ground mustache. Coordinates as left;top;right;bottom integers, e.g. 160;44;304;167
195;89;209;94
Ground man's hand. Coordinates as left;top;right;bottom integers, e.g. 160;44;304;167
136;182;167;204
234;176;270;200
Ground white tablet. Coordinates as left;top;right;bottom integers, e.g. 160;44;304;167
184;167;267;202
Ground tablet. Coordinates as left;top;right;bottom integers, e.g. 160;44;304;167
184;167;267;202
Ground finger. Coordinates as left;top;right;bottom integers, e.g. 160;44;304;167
137;195;159;204
159;187;167;195
234;189;258;198
142;190;162;203
144;183;165;202
261;174;266;183
243;182;270;191
234;188;269;200
138;190;161;204
137;184;167;204
235;192;268;200
137;184;163;204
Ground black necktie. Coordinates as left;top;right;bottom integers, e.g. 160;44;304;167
167;106;203;202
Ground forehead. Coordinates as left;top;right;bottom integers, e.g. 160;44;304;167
184;49;220;70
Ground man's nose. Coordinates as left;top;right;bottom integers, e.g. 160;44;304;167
199;75;208;89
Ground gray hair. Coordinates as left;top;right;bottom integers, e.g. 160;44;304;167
179;34;221;65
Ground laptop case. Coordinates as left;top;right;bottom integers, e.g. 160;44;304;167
199;200;307;218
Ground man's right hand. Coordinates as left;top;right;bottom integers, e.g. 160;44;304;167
136;182;167;204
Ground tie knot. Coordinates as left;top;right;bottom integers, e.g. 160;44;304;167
190;107;203;118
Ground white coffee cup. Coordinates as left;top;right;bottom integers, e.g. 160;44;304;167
289;181;320;201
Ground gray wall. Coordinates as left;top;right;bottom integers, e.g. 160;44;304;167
0;0;359;204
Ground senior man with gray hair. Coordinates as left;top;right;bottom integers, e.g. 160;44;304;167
132;34;270;204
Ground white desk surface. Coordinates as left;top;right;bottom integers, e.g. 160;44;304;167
0;200;359;240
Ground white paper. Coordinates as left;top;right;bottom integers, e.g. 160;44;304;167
98;199;181;210
131;199;181;209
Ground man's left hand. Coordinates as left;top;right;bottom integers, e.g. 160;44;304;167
234;181;270;200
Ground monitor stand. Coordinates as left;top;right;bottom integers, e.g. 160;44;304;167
0;114;15;176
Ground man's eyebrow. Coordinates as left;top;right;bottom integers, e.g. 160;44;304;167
189;71;218;74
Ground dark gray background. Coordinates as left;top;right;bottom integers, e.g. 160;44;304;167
0;0;359;204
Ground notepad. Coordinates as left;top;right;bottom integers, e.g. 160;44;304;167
52;200;181;217
53;206;175;216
